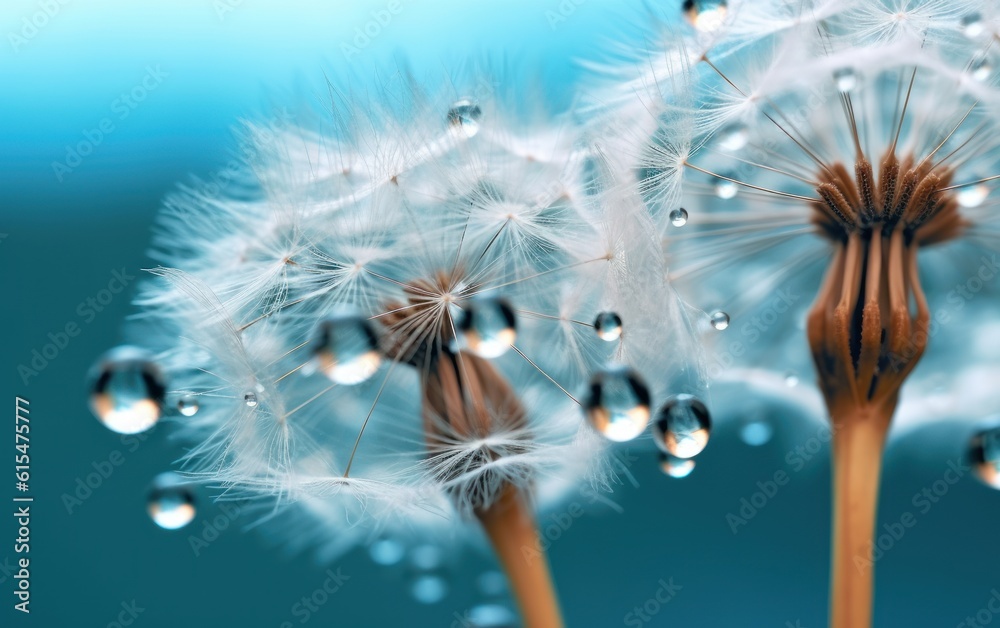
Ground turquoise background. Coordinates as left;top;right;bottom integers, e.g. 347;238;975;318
2;1;999;626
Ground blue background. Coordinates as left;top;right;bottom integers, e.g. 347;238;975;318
2;1;999;626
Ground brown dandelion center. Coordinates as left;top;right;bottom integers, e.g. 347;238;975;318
807;151;968;416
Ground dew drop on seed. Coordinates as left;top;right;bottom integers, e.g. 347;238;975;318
718;123;748;151
962;13;985;38
369;538;405;566
669;207;689;227
410;544;444;571
740;420;773;446
468;604;517;627
833;68;857;93
658;452;696;478
411;575;448;604
710;310;730;330
594;311;623;342
683;0;727;32
243;392;258;407
88;346;167;435
654;394;711;458
957;183;989;208
477;571;507;597
970;422;1000;489
147;472;196;530
312;312;382;385
457;296;516;358
448;99;482;138
584;365;651;442
714;177;738;199
176;395;199;417
784;371;800;387
971;54;992;82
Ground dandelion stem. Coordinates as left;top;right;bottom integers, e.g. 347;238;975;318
828;401;893;628
476;485;565;628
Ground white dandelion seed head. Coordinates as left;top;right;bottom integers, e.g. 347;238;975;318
126;70;693;558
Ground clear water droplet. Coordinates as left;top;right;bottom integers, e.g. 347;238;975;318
971;54;992;82
176;395;199;417
243;392;258;407
411;574;448;604
584;365;651;442
784;371;800;387
147;472;196;530
740;420;773;446
833;68;858;93
718;123;748;151
457;296;516;358
448;99;482;138
468;604;517;627
957;183;989;208
88;346;167;434
962;13;985;38
369;538;405;566
683;0;727;32
594;311;623;342
658;452;696;478
714;177;738;199
313;312;382;385
669;207;689;227
970;422;1000;489
654;394;712;458
477;571;507;597
410;544;444;571
710;310;730;331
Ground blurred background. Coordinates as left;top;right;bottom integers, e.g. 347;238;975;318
2;1;999;626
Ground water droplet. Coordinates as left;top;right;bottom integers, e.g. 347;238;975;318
658;452;696;478
313;312;382;385
710;310;730;331
654;394;711;458
411;574;448;604
683;0;727;32
594;311;623;342
962;13;985;38
467;604;517;627
784;371;800;387
243;392;258;407
718;123;748;151
410;544;444;571
457;296;516;358
970;422;1000;489
740;420;773;446
176;395;199;417
584;365;651;442
833;68;858;93
88;346;167;434
714;177;738;199
369;538;405;566
477;571;507;597
147;472;196;530
448;99;482;138
957;183;989;208
669;207;689;227
971;54;992;82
